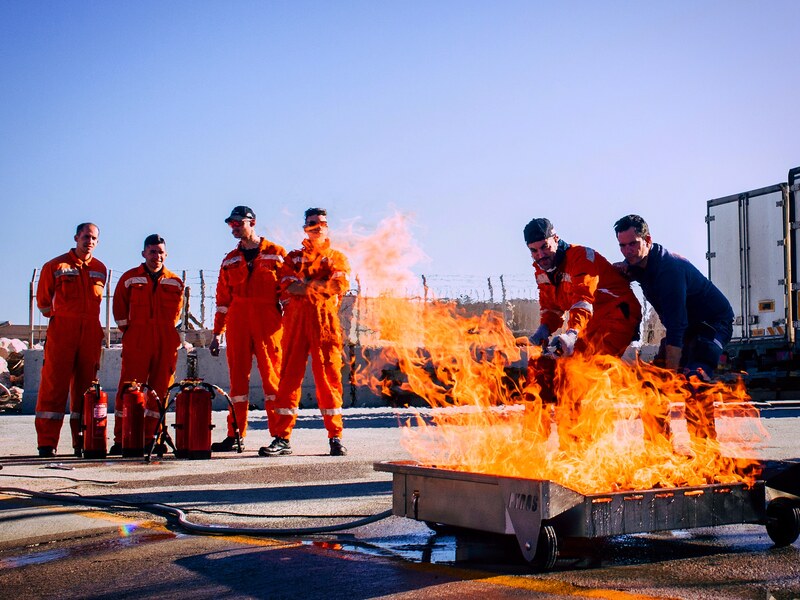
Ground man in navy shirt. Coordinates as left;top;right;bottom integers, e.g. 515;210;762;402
613;214;734;445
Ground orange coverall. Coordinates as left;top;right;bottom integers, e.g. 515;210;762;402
535;244;641;356
113;265;184;445
214;238;286;438
271;239;350;440
36;250;107;450
528;244;641;440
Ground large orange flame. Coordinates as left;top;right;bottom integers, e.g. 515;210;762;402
346;214;768;494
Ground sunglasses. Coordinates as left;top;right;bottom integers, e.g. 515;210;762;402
304;219;328;229
228;219;249;228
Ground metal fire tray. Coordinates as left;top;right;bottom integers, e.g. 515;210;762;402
374;460;800;569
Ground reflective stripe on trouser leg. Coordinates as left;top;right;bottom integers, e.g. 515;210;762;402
311;341;344;439
228;394;249;438
34;411;65;449
271;313;310;439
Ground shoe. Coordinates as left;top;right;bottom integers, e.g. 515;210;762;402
73;447;83;458
329;437;347;456
258;437;292;457
38;446;56;458
108;443;122;456
211;436;244;452
152;443;168;455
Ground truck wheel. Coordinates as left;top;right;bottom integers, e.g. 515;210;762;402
528;524;559;571
766;497;800;547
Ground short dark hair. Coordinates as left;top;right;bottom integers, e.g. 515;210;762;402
76;222;98;236
143;234;166;249
614;214;650;238
304;207;327;221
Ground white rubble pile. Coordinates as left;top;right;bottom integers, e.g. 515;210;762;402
0;338;26;412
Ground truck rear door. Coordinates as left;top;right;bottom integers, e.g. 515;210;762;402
707;183;788;343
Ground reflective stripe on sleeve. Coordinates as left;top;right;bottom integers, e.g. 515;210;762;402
230;394;249;404
331;271;347;279
116;319;128;327
115;410;124;418
570;301;593;313
222;256;242;267
160;278;182;288
276;408;298;416
55;268;79;278
144;409;161;419
320;408;342;416
89;271;107;282
264;394;276;402
258;254;284;262
216;306;228;314
125;276;149;287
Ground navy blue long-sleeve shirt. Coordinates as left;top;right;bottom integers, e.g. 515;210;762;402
628;243;733;347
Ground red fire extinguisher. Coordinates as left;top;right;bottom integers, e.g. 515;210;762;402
121;381;147;458
172;380;215;459
81;381;108;459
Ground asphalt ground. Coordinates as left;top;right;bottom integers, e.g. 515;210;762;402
0;408;799;599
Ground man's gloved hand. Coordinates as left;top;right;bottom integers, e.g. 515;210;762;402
209;336;220;357
548;329;578;357
529;324;551;347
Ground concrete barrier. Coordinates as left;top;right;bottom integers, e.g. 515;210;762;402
21;346;387;414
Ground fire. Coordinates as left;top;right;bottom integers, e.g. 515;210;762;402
345;214;768;495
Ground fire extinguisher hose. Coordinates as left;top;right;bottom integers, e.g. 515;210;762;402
0;485;393;536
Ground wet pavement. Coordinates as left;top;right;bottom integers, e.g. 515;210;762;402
0;408;799;599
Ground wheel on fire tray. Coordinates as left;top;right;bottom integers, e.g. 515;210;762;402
766;497;800;547
528;524;559;571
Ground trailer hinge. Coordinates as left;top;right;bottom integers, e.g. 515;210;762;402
705;214;715;224
778;239;786;247
734;316;743;326
706;251;716;260
792;221;800;230
779;279;786;286
776;199;785;207
792;283;800;291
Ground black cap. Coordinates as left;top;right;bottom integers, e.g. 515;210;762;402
225;205;256;223
523;218;555;244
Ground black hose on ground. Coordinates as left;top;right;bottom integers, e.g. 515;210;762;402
0;486;393;536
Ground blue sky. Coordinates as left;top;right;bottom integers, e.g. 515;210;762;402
1;1;798;326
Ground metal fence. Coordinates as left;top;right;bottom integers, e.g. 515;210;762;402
27;269;542;347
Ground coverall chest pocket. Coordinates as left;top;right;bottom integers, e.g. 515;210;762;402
129;283;150;321
158;282;182;316
57;274;81;301
223;262;247;287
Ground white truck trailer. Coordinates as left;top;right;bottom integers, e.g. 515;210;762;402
706;166;800;388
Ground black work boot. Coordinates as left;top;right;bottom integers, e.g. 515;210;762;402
37;446;56;458
211;436;244;452
258;437;292;457
108;443;122;456
329;437;347;456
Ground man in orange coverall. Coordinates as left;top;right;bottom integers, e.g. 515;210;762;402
260;207;350;457
35;223;107;457
210;206;286;452
523;218;641;440
109;234;184;455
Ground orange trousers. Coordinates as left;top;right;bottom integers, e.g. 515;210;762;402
271;306;344;440
224;302;281;438
35;316;103;450
113;325;180;445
